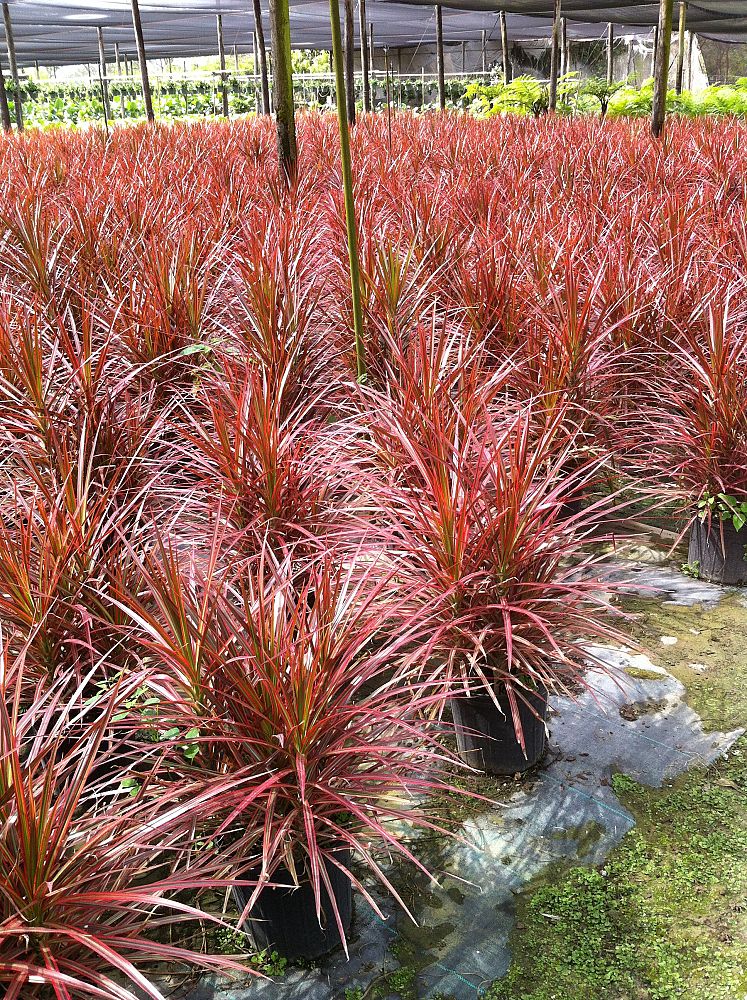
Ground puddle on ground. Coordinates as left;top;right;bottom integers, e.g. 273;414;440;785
184;549;745;1000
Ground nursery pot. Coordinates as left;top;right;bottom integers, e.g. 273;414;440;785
688;517;747;586
450;684;548;775
235;848;353;960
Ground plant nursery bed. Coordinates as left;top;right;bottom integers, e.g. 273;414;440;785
2;115;747;1000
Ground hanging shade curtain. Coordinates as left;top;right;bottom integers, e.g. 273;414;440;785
0;0;733;69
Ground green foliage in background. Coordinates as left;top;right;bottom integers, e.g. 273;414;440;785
8;70;747;127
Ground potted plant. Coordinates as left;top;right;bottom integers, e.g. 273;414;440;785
637;298;747;586
361;369;624;775
122;544;480;960
0;662;255;1000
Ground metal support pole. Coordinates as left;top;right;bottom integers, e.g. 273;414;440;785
560;16;568;77
435;5;445;110
217;14;229;117
500;10;510;84
97;27;112;121
2;4;22;130
358;0;370;112
115;42;126;119
686;29;693;90
253;0;271;115
130;0;154;122
606;22;614;86
675;1;686;94
651;0;674;137
268;0;297;179
548;0;562;112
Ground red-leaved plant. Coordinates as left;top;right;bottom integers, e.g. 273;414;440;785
0;657;256;1000
119;544;482;949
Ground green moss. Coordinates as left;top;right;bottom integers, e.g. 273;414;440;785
617;592;747;733
549;821;606;858
484;739;747;1000
624;666;666;681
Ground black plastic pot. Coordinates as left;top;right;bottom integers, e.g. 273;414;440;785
451;684;548;775
688;517;747;586
235;849;353;960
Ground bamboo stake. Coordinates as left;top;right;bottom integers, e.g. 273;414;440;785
328;0;366;381
253;0;271;115
435;5;445;110
217;14;230;117
343;0;355;125
130;0;154;122
651;0;674;137
606;22;614;86
269;0;297;179
2;4;21;130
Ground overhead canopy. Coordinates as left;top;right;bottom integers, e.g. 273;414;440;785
393;1;747;41
0;0;664;69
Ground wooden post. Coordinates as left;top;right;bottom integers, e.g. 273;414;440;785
217;14;230;117
481;29;486;75
343;0;355;124
651;0;674;137
0;56;11;132
269;0;297;179
234;44;239;73
675;1;686;94
435;5;445;111
130;0;154;122
606;22;614;86
500;10;510;84
2;4;22;130
369;22;374;72
328;0;365;380
97;26;112;121
34;59;39;80
358;0;370;112
253;0;271;114
548;0;562;112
